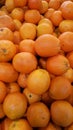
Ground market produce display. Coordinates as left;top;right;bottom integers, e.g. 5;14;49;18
0;0;73;130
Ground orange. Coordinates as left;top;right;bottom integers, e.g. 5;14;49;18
27;69;50;95
35;34;60;57
0;62;18;83
50;101;73;127
40;0;49;14
3;92;27;119
48;0;61;10
12;52;37;73
59;20;73;33
0;103;5;119
46;54;70;75
24;9;41;24
49;76;72;100
0;15;15;31
7;82;20;93
17;73;27;88
20;23;36;40
5;0;15;12
0;27;14;41
27;102;50;127
0;10;7;16
1;117;12;130
23;88;41;104
14;0;27;7
28;0;42;10
67;51;73;68
60;1;73;20
0;40;17;62
36;23;53;37
0;81;7;103
19;39;36;55
62;68;73;83
50;10;63;27
38;122;62;130
11;8;24;22
13;31;22;44
0;6;9;14
13;19;22;30
44;8;55;20
9;119;33;130
59;32;73;52
38;18;53;27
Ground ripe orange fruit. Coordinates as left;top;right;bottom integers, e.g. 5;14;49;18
5;0;15;12
23;88;41;104
0;81;7;103
17;73;27;88
9;119;33;130
20;23;36;40
0;27;14;41
62;68;73;83
38;18;53;27
11;8;24;22
48;0;61;10
59;32;73;52
0;62;18;83
13;19;22;30
0;15;15;31
50;10;63;26
27;102;50;127
49;76;72;100
0;104;5;119
27;69;50;95
36;23;53;37
50;101;73;127
1;117;12;130
38;122;62;130
59;20;73;33
28;0;42;10
40;0;49;14
13;31;22;44
19;39;36;55
46;54;70;75
12;52;37;73
60;1;73;20
3;92;27;119
0;40;17;62
67;51;73;68
35;34;60;57
44;8;55;20
7;82;20;93
24;9;41;24
14;0;27;7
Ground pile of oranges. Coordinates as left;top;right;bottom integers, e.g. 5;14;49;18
0;0;73;130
